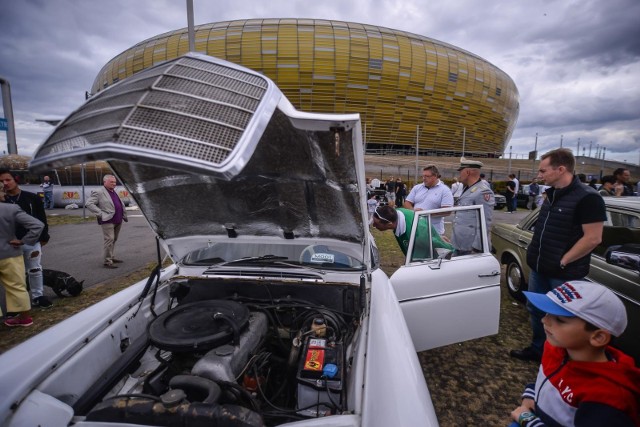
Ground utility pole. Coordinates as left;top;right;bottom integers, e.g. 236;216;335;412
589;141;592;157
0;76;17;154
576;138;580;158
560;134;563;148
508;145;512;174
532;132;538;174
415;125;419;183
186;0;195;52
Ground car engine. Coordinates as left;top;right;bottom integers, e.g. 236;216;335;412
83;278;360;427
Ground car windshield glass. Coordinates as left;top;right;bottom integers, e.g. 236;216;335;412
182;242;364;270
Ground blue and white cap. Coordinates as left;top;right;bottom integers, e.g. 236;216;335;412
524;281;627;337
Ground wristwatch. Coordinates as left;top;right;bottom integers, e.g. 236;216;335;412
518;411;537;426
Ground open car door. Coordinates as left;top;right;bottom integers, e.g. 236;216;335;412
391;205;501;352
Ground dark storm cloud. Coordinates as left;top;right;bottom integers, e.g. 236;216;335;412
1;0;638;164
535;0;640;67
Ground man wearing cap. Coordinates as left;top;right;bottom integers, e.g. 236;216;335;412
404;165;454;235
511;281;640;427
371;205;454;259
510;148;606;363
451;157;495;254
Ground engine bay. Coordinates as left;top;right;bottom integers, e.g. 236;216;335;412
82;278;362;426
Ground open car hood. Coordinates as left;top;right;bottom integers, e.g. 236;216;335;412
30;53;369;261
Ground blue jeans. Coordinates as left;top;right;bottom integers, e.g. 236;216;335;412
527;270;567;354
22;242;44;299
44;191;54;209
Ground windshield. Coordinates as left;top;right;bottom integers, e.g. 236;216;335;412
182;242;364;270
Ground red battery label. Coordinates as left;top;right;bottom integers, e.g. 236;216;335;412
304;348;325;371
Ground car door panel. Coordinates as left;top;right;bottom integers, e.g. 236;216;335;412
391;256;500;352
391;206;501;352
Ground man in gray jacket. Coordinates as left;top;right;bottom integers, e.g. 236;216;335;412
85;174;128;268
0;182;44;327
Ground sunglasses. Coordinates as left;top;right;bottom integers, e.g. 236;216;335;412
374;207;391;223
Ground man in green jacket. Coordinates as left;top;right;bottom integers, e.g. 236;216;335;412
371;205;453;260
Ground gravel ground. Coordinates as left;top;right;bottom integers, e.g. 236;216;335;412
419;275;539;426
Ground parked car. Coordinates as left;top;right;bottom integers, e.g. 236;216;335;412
494;193;507;210
491;197;640;363
0;53;501;427
516;184;531;208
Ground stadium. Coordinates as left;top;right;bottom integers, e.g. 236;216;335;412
91;18;519;158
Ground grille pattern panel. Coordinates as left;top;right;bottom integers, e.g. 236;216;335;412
37;55;269;167
168;65;267;99
155;76;262;112
117;128;235;164
178;57;268;88
142;92;253;129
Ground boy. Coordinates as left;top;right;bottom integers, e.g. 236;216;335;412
511;281;640;426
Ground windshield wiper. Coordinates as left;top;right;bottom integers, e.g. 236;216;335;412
223;255;289;265
221;256;327;274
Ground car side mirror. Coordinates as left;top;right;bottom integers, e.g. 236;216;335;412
605;244;640;273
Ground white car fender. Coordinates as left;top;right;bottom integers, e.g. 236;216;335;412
361;269;439;427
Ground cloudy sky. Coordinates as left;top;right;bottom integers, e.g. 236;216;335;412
1;0;638;164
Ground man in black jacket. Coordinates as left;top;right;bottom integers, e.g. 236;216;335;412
509;149;606;362
0;170;53;308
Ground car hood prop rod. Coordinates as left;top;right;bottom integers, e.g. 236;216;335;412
131;237;163;318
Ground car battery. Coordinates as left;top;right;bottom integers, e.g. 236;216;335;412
296;336;343;417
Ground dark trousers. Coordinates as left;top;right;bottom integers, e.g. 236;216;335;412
505;195;514;212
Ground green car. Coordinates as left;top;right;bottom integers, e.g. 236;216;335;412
491;197;640;363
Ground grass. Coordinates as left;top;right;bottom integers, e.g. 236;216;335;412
46;215;95;226
0;262;159;354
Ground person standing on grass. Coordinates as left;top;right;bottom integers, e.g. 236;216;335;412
404;165;453;235
0;169;53;309
0;182;44;327
510;148;606;363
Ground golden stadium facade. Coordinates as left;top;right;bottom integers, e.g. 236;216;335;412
91;19;519;156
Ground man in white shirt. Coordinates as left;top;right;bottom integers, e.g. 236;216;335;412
404;165;453;235
509;173;520;212
451;177;463;203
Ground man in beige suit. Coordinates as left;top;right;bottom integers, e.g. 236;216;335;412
85;175;128;268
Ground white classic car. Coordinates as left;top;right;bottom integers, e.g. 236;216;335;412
0;53;501;427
